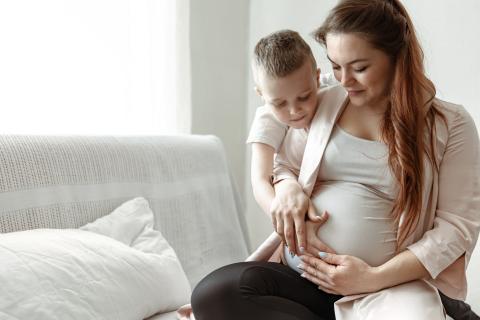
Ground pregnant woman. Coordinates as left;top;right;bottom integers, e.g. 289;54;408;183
189;0;480;319
283;124;399;273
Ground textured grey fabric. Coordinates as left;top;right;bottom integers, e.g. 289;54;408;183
0;135;249;289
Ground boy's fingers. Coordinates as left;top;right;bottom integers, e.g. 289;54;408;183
271;215;277;231
293;217;306;254
309;208;329;226
284;217;296;255
276;218;285;243
307;201;319;221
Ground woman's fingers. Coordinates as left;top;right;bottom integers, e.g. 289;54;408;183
299;255;335;275
317;284;338;295
309;237;336;255
299;270;338;294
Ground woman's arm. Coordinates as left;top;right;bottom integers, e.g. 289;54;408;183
372;249;429;290
407;106;480;279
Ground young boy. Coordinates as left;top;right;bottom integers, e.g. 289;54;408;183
247;29;336;258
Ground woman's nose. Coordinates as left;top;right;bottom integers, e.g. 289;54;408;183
340;70;354;86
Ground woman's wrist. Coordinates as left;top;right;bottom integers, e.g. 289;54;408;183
368;265;389;292
368;249;430;292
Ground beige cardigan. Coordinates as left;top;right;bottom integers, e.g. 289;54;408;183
248;85;480;301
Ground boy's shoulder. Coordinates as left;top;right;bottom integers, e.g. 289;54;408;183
253;105;286;128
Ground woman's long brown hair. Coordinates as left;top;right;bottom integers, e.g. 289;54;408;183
313;0;445;249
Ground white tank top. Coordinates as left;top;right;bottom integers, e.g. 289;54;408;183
285;125;398;273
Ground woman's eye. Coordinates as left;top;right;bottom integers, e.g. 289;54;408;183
354;66;368;72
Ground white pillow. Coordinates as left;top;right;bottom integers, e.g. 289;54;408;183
0;197;191;320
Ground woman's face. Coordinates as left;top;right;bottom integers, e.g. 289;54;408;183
326;33;394;109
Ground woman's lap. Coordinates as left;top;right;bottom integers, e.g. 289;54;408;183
192;262;451;320
191;261;341;320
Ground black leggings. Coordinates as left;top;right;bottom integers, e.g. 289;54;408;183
191;261;342;320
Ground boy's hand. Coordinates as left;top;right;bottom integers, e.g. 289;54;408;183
271;180;325;255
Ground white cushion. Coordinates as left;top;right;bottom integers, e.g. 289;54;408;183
145;311;178;320
0;197;191;320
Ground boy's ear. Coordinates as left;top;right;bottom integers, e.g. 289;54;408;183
254;86;263;97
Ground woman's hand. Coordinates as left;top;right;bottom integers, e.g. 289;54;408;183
270;179;325;255
298;252;380;296
176;304;196;320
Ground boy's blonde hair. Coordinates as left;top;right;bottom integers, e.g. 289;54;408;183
253;30;317;79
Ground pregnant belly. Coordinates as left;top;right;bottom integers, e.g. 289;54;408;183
285;181;397;273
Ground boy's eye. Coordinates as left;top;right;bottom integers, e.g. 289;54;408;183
298;94;311;101
273;101;286;108
332;65;340;71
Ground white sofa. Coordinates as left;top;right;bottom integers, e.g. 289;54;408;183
0;134;478;319
0;135;250;319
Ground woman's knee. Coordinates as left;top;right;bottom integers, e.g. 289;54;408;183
191;262;250;314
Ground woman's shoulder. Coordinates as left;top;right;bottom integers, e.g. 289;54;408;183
433;98;476;130
434;97;465;115
433;97;478;148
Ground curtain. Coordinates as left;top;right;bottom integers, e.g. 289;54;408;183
0;0;190;135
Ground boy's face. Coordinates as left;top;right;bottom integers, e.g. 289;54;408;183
255;60;320;129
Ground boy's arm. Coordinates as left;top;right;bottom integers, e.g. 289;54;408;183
250;142;276;216
247;142;283;262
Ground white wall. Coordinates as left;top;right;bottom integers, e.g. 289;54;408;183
190;0;250;200
245;0;480;311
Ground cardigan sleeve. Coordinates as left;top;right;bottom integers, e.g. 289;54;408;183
272;129;307;184
407;105;480;278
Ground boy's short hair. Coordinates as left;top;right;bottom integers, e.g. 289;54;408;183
253;30;317;79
